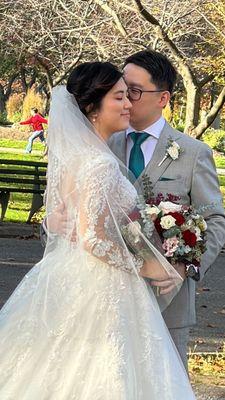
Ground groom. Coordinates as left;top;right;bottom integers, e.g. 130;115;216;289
108;50;225;369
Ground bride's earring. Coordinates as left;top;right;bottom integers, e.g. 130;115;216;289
92;114;97;123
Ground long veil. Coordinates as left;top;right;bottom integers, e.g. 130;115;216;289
44;86;183;311
0;85;197;399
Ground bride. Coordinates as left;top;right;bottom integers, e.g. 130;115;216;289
0;62;196;399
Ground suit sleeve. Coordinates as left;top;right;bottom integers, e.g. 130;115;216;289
191;144;225;279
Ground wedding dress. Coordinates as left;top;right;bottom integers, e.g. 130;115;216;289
0;87;196;399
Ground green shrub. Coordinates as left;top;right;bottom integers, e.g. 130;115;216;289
0;111;11;125
11;111;22;123
202;129;225;153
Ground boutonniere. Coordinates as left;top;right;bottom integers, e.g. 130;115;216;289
158;138;182;167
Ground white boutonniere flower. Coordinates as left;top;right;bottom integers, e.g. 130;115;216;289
158;138;182;167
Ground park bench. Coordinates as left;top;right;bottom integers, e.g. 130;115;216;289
0;159;47;223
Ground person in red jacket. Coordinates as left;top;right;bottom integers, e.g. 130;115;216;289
20;108;48;153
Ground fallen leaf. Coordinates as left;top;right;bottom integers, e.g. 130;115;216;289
198;287;211;292
217;309;225;315
195;339;206;344
206;323;217;328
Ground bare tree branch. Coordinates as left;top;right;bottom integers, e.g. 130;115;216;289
93;0;127;36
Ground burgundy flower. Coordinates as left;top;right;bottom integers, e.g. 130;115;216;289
166;193;181;203
168;212;185;226
182;230;197;247
146;198;154;205
129;209;141;221
154;218;163;235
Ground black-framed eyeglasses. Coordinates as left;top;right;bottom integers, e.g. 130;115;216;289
127;87;165;101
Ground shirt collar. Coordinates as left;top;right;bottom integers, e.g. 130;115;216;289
126;116;165;140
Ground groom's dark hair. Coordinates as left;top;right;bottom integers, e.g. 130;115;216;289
124;50;177;94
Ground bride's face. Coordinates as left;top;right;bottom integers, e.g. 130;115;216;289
93;78;132;139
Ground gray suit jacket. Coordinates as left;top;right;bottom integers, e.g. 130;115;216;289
108;122;225;328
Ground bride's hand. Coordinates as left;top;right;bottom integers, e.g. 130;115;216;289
147;262;185;295
139;258;170;281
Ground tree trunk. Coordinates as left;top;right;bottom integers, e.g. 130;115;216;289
184;84;201;134
20;68;28;93
0;84;6;114
191;86;225;139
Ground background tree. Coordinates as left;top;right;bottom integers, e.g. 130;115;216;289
0;0;224;135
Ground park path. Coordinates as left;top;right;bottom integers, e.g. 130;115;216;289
0;222;225;399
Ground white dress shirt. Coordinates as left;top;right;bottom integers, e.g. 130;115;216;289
126;116;165;167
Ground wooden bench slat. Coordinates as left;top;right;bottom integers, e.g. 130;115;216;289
0;159;47;167
0;159;48;222
0;187;45;194
0;169;46;176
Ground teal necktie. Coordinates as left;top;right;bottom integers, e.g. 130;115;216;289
129;131;149;178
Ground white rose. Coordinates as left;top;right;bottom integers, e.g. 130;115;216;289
160;215;176;230
167;145;179;160
158;201;182;214
145;205;161;215
199;219;207;231
195;226;202;241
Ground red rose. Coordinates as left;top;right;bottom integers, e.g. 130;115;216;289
129;209;141;221
182;230;197;247
154;217;163;235
168;212;185;226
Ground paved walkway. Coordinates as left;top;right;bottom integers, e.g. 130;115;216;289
0;222;225;399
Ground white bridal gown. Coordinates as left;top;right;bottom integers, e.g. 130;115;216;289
0;152;196;399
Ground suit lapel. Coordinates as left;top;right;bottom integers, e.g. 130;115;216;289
137;122;181;188
108;131;127;165
109;123;182;189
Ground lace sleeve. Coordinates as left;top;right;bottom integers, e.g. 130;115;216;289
78;157;143;274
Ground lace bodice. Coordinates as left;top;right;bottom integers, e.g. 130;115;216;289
77;150;143;273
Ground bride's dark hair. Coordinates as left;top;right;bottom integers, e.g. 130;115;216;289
66;62;123;117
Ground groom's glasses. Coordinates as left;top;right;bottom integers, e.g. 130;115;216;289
127;87;165;101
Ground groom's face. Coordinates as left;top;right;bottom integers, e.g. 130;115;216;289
123;63;169;130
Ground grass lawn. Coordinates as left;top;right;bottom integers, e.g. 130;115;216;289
0;138;44;151
0;139;224;223
6;192;45;223
0;141;46;223
0;151;45;162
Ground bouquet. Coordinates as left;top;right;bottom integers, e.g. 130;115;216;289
121;175;207;274
146;199;207;268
